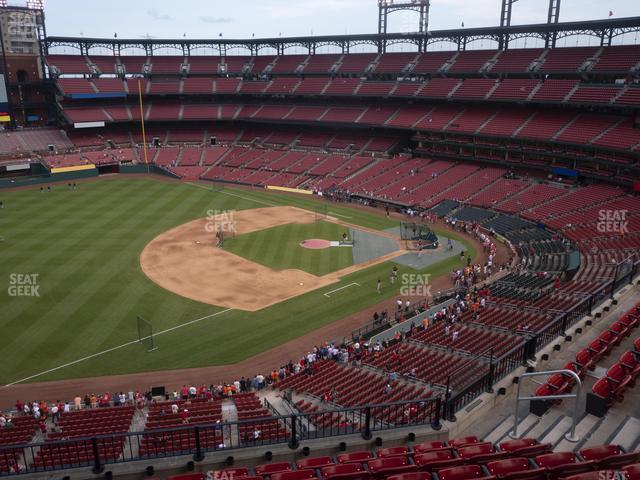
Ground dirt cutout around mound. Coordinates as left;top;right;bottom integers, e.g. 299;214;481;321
140;206;407;311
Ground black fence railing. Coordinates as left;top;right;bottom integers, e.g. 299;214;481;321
0;397;441;477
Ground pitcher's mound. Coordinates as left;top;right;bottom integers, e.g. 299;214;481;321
300;239;331;249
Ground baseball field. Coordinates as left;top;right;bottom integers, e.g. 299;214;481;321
0;176;475;387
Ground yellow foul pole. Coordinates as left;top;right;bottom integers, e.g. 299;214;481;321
138;78;149;173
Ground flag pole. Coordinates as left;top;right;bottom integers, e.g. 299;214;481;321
138;78;149;174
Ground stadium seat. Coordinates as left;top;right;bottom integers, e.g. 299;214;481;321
623;463;640;480
439;465;497;480
337;451;374;464
619;351;640;379
387;473;432;480
413;450;464;471
321;463;371;480
456;442;509;462
297;456;335;470
255;462;293;476
168;474;205;480
499;439;552;458
486;458;546;480
449;436;480;448
413;441;447;454
579;445;640;469
535;452;596;478
563;471;621;480
271;469;317;480
367;457;418;476
377;446;410;458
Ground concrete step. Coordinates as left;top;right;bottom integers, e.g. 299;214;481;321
527;411;567;441
484;414;515;445
540;415;574;447
610;416;640;452
555;414;599;452
580;409;627;449
515;414;541;438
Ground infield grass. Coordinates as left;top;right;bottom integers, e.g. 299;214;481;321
224;221;353;276
0;177;475;385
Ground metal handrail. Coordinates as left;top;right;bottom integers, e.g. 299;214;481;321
509;368;582;442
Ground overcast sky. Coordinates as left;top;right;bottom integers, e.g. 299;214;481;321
33;0;639;52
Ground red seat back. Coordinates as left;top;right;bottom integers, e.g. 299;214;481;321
271;469;316;480
592;378;613;399
255;462;293;475
449;436;479;448
414;441;447;454
439;465;486;480
487;457;530;475
535;451;576;468
579;445;621;462
499;438;538;453
297;456;335;469
322;464;363;476
377;446;409;458
337;451;373;464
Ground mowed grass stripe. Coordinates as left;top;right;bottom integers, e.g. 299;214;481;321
1;184;194;377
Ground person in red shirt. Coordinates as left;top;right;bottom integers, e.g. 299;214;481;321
180;409;190;424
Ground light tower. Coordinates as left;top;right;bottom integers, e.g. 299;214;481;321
377;0;431;35
499;0;562;49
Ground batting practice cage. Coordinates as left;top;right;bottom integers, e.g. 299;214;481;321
400;221;439;250
137;316;158;352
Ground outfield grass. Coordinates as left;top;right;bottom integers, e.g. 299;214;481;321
0;177;475;384
224;221;353;276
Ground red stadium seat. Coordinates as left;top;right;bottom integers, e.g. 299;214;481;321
297;456;335;470
499;439;552;457
255;462;293;476
414;450;464;471
619;314;639;331
606;363;634;393
579;445;640;470
575;349;597;371
623;463;640;480
609;321;631;339
387;474;432;480
564;471;620;480
619;351;640;379
456;442;509;462
337;451;374;464
449;436;480;448
271;469;317;480
535;451;596;478
414;441;447;454
439;465;497;480
322;464;365;478
377;446;410;458
486;457;546;480
598;330;621;349
168;474;205;480
367;457;418;476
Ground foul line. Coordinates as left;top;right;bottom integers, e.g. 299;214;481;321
186;182;279;207
324;282;361;297
328;211;352;219
3;308;233;387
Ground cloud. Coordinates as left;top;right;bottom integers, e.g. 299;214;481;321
147;8;172;21
200;16;234;24
260;0;371;19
